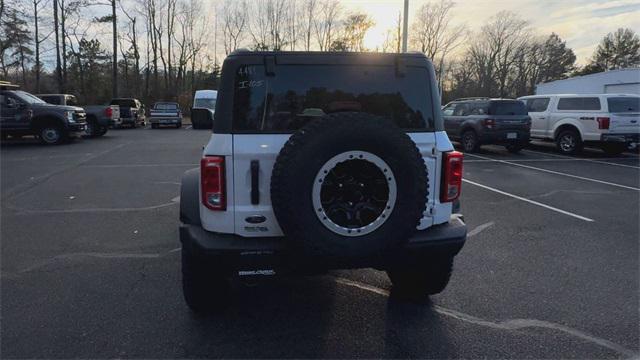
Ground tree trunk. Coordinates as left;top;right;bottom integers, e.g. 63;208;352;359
61;0;67;90
112;0;118;97
33;0;40;92
53;0;63;92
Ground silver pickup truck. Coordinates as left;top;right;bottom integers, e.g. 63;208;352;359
37;94;120;137
149;102;183;129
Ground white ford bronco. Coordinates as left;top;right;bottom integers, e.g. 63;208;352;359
179;51;467;312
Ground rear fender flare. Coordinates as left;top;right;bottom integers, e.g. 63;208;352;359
180;168;201;226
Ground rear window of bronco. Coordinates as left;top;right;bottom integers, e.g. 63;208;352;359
232;64;434;132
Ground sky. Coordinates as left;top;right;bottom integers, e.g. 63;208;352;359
344;0;640;65
27;0;640;68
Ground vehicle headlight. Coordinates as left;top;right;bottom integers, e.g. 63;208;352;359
66;111;75;122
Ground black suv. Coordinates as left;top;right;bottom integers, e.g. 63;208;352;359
442;98;531;153
179;51;467;311
0;83;87;145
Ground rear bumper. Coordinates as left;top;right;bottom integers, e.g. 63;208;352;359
480;129;530;144
600;133;639;144
180;216;467;273
150;117;182;124
120;117;137;125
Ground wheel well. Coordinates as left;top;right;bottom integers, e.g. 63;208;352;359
31;116;64;131
554;124;580;140
460;126;476;137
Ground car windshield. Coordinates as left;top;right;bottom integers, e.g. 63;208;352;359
489;100;528;115
608;97;640;113
155;103;178;110
194;98;216;109
13;91;46;104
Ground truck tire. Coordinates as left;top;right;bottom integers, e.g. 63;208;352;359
182;247;231;313
97;126;108;136
271;112;428;258
387;257;454;300
84;118;98;137
38;124;67;145
460;130;480;153
555;128;582;155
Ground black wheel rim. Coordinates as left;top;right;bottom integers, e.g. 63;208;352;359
320;159;389;229
41;128;60;143
463;133;475;151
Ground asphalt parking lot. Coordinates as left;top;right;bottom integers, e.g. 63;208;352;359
1;127;638;359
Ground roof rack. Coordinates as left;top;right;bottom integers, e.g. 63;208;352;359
0;81;20;90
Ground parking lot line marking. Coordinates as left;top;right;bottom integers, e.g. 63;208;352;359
465;157;638;163
334;277;634;357
6;201;178;215
83;163;199;168
466;153;640;191
467;221;494;237
463;179;594;222
523;149;640;169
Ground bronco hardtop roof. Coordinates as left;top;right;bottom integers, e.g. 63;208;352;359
224;50;432;67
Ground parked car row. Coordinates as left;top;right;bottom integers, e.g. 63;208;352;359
36;94;119;137
442;94;640;155
1;81;219;145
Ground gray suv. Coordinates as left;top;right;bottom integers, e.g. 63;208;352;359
443;98;531;153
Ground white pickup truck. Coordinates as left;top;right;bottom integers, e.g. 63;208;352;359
518;94;640;155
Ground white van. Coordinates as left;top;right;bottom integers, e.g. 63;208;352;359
191;90;217;129
518;94;639;155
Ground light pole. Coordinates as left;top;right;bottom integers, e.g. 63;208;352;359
402;0;409;52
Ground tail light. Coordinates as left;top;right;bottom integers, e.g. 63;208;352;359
597;117;610;129
440;151;464;203
483;118;496;129
201;156;226;210
105;107;113;118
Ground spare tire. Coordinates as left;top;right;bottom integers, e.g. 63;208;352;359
271;112;428;258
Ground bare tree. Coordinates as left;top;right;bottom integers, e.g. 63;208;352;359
166;0;177;92
334;13;374;51
381;12;401;53
313;0;340;51
53;0;63;91
31;0;52;92
120;0;140;96
111;0;117;96
301;0;316;50
410;0;465;88
220;0;247;54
